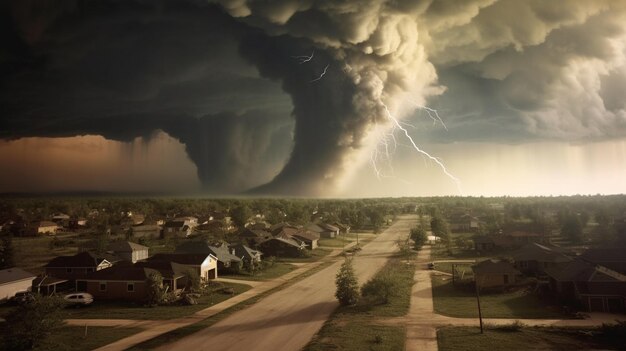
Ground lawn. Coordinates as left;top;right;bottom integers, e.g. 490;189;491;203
431;275;568;319
64;282;251;320
278;247;332;263
318;237;351;247
437;326;624;351
0;325;142;351
220;262;297;281
304;257;418;351
12;235;81;275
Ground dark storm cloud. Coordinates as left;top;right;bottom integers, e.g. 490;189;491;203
2;0;626;196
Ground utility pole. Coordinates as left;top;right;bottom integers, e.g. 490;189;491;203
475;277;484;334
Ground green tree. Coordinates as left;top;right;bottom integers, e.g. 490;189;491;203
561;215;583;243
3;295;66;350
231;205;252;228
335;258;359;306
146;272;165;306
410;226;427;250
430;216;450;242
361;273;398;305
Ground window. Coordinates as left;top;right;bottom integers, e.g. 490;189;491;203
127;283;134;292
99;283;107;291
66;268;73;273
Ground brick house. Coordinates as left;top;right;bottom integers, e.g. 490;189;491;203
45;251;113;286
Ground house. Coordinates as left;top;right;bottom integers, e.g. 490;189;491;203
163;220;193;237
44;251;114;285
507;231;543;245
130;225;162;239
306;223;340;238
239;228;272;247
449;214;480;233
473;236;496;251
511;243;572;275
333;222;351;234
147;253;218;280
427;235;441;245
77;265;184;302
258;237;305;258
30;221;58;235
0;268;36;300
270;222;300;235
106;241;149;263
68;217;88;229
51;213;70;227
291;229;320;250
228;244;262;266
545;260;626;313
472;259;521;289
580;248;626;275
176;241;242;272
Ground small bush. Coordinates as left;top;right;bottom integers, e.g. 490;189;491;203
491;320;525;332
361;274;398;305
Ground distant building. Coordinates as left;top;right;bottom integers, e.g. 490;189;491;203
511;243;572;275
258;237;305;258
291;230;320;250
472;259;521;289
30;221;59;235
106;241;149;263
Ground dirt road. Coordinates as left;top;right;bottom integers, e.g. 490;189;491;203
157;215;417;351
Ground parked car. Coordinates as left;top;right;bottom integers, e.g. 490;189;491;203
63;292;94;306
10;291;35;305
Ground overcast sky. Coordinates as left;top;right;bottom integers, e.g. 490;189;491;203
1;0;625;196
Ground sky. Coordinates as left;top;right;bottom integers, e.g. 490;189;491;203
1;0;625;197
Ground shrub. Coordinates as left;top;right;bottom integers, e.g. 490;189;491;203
361;273;399;305
491;320;525;332
3;295;66;350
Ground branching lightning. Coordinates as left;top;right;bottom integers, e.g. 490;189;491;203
310;64;329;83
371;102;463;194
293;51;314;64
409;101;448;130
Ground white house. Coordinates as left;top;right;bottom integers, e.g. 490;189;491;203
0;268;36;300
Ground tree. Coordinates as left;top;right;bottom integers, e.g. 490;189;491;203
361;273;398;305
146;272;165;306
3;295;66;350
561;215;583;243
410;226;427;250
0;233;15;269
335;258;359;306
231;205;252;228
430;216;450;242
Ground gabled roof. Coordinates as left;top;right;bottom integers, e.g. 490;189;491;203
318;223;339;232
37;221;58;228
472;259;520;275
511;243;572;263
0;267;35;285
260;237;303;249
229;244;262;260
33;275;68;287
545;259;626;283
83;265;162;281
45;251;109;268
207;244;242;263
270;222;299;235
580;248;626;263
133;261;185;279
175;241;241;263
147;253;215;266
291;229;320;241
106;241;148;253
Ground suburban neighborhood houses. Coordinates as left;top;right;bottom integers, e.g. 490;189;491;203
0;197;625;351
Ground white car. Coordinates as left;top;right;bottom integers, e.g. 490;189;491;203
63;292;94;306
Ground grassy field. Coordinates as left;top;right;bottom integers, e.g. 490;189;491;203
0;325;141;351
431;275;567;319
63;282;251;320
304;257;417;351
221;262;297;281
438;326;624;351
278;247;332;263
13;235;81;274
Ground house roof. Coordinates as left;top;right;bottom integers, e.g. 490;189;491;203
545;260;626;283
318;223;339;232
33;275;68;287
292;229;320;241
0;267;35;285
472;259;520;275
270;222;299;234
260;237;303;249
106;241;148;253
229;244;262;260
45;251;109;268
133;261;185;279
148;253;215;266
38;221;58;228
175;241;241;263
580;248;626;263
207;244;242;263
83;265;162;281
511;243;572;263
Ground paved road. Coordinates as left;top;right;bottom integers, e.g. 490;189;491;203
157;215;417;351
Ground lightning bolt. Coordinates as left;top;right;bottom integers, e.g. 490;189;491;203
293;51;314;64
310;64;330;83
373;102;463;194
409;101;448;130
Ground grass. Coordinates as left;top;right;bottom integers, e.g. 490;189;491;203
128;259;337;350
318;232;376;248
0;325;141;351
318;237;351;247
437;326;624;351
220;262;297;281
64;282;251;320
304;256;418;351
431;275;568;319
278;247;332;263
13;235;80;275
